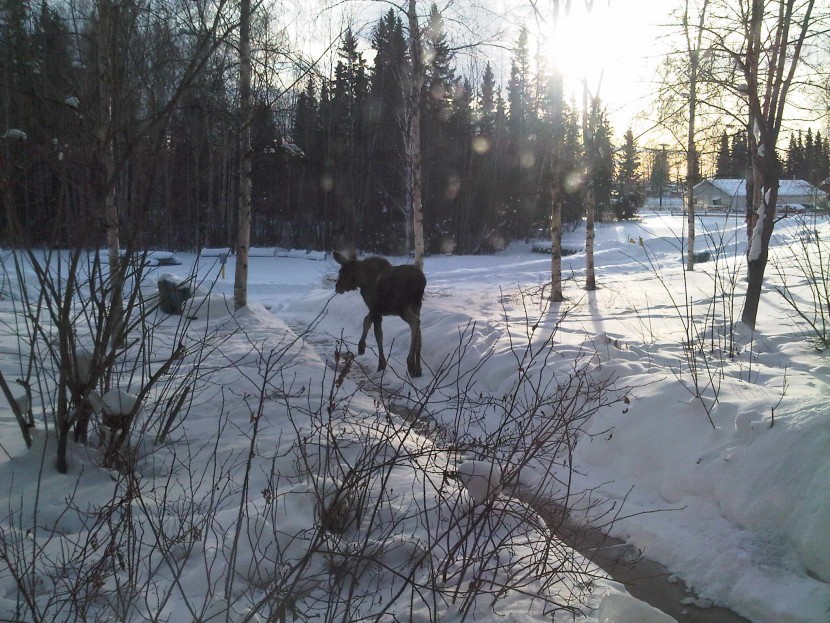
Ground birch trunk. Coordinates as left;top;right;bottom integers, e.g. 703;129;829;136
549;182;563;301
407;0;425;271
583;80;596;291
684;0;708;271
234;0;252;311
686;71;697;271
549;67;564;302
96;0;124;347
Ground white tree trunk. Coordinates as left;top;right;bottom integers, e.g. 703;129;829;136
234;0;252;311
583;80;596;291
550;183;563;301
96;0;125;346
407;0;425;271
684;0;708;271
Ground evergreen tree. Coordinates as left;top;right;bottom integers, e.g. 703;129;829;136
730;130;749;179
479;62;496;136
804;127;818;183
649;147;670;200
815;131;829;184
505;26;534;238
420;3;460;252
785;133;798;178
366;9;407;251
329;28;369;244
449;78;476;253
614;129;643;220
561;107;584;225
292;77;328;247
468;64;504;252
588;99;614;222
794;131;805;179
507;27;531;144
293;78;318;152
715;131;732;177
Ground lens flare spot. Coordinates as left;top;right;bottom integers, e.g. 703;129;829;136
472;136;490;154
445;175;461;200
440;238;456;255
565;171;583;192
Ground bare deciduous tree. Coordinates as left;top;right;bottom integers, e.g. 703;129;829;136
708;0;818;328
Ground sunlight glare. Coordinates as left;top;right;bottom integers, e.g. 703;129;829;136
539;7;614;86
530;0;673;128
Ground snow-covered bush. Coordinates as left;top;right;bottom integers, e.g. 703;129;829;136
0;248;222;472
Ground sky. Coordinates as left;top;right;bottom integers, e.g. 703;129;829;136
291;0;824;154
297;0;681;140
530;0;677;137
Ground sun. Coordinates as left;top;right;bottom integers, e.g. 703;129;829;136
535;6;613;86
531;1;672;115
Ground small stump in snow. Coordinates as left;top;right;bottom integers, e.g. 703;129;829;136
157;274;192;314
98;389;139;469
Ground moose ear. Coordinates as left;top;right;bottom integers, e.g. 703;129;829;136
333;250;351;266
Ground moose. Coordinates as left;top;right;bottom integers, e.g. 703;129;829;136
333;251;426;377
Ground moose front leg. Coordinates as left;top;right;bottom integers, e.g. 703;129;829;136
403;307;422;377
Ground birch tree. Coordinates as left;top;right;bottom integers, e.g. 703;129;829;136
95;0;124;345
683;0;709;272
710;0;818;328
546;0;599;295
234;0;252;310
547;0;570;302
582;78;596;291
406;0;425;271
548;66;565;301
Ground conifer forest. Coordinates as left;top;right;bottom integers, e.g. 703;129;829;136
1;1;649;255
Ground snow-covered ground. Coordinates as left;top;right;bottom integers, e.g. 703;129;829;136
0;212;828;622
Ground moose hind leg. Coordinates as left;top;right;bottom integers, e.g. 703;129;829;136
373;317;386;371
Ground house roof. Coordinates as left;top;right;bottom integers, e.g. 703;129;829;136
694;178;823;197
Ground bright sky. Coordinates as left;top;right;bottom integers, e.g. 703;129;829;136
528;0;678;140
300;0;684;142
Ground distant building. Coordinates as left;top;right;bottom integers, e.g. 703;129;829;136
692;178;826;213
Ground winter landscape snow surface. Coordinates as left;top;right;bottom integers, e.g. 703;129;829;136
0;212;829;622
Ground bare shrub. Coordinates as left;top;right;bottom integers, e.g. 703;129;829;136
772;215;830;350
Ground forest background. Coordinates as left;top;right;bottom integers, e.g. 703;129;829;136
2;0;829;256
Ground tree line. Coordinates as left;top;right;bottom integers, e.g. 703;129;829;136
1;1;646;256
714;127;830;186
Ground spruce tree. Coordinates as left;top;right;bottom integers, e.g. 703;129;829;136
730;130;748;179
479;62;496;137
330;28;369;244
420;3;458;252
588;99;614;222
366;9;407;251
614;129;643;220
505;27;533;239
715;131;732;177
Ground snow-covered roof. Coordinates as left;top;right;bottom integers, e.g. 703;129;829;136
695;178;823;197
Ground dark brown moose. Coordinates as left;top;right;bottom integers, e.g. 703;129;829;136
333;251;426;377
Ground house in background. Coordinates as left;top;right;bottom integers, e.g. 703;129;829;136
692;178;826;213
